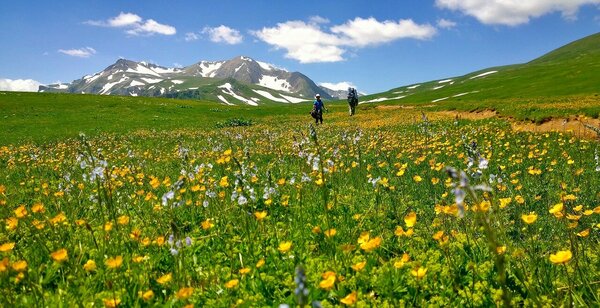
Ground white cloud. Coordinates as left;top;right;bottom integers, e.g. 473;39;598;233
319;81;357;91
331;17;437;47
0;78;41;92
436;0;600;26
202;25;243;44
437;18;457;29
185;32;200;41
58;47;96;58
85;12;176;36
252;17;435;63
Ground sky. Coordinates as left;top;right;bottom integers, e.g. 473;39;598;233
0;0;599;94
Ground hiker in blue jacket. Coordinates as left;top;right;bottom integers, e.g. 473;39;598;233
347;87;358;116
311;94;325;124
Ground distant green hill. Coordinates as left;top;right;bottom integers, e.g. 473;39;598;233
361;32;600;120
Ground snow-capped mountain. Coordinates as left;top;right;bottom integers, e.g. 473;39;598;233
39;56;332;103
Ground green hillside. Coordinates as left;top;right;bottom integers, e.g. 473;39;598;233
361;32;600;121
0;92;315;144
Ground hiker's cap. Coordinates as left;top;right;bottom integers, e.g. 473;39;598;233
315;94;320;98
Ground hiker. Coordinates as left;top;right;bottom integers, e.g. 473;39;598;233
311;94;325;124
347;87;358;116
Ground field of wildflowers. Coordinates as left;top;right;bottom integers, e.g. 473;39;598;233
1;108;599;306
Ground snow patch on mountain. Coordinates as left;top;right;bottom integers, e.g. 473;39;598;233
217;95;234;105
171;80;184;84
470;71;497;79
259;75;291;92
407;84;421;89
218;83;258;106
140;78;163;84
252;89;289;103
432;97;449;102
360;95;406;104
129;80;145;87
200;61;224;77
126;64;161;77
438;79;453;84
280;94;307;103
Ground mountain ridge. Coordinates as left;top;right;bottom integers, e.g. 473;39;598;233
39;55;334;105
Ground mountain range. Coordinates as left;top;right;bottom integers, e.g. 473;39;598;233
40;56;341;105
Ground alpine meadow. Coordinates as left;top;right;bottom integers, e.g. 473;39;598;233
1;2;600;307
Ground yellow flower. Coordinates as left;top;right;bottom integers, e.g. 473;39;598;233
351;261;366;271
277;178;286;185
14;205;27;218
103;298;121;308
219;176;229;188
499;198;512;209
32;203;45;213
201;219;214;230
0;257;9;272
312;226;321;234
515;195;525;204
254;211;267;221
105;256;123;269
360;237;382;252
117;215;129;225
521;212;538;224
411;266;427;279
132;255;146;263
319;273;336;290
256;258;265;268
149;177;160;189
432;231;444;241
239;267;251;275
431;177;440;185
549;250;572;264
176;287;194;299
224;278;239;289
12;260;27;272
549;202;564;218
324;228;337;238
0;242;15;252
140;290;154;301
0;185;5;194
394;253;411;268
413;175;422;182
83;260;96;272
577;229;590;237
340;291;358;305
51;248;68;263
404;212;417;227
6;217;18;230
315;178;324;186
156;273;172;285
496;246;507;255
278;241;292;253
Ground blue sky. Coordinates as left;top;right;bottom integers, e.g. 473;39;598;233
1;0;599;93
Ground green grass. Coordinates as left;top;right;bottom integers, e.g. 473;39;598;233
1;109;599;306
358;32;600;121
0;92;323;144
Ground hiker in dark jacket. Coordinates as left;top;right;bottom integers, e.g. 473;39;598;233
347;87;358;116
312;94;325;124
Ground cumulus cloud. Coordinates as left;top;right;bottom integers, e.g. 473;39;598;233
436;0;600;26
202;25;243;44
437;18;457;29
252;17;435;63
58;47;96;58
0;78;41;92
319;81;357;91
85;12;176;36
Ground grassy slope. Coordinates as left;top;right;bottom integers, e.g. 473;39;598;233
360;32;600;121
0;92;321;145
